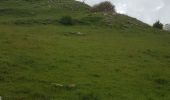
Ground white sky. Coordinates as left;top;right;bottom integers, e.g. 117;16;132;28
77;0;170;25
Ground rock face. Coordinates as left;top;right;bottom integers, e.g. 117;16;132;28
164;24;170;31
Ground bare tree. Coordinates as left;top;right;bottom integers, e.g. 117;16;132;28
82;0;86;3
91;1;116;13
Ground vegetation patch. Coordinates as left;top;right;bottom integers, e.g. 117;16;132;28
81;15;104;25
78;92;100;100
59;16;75;25
11;19;58;25
154;78;169;86
0;8;35;17
153;21;163;29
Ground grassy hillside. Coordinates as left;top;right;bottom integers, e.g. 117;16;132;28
0;0;89;23
0;0;170;100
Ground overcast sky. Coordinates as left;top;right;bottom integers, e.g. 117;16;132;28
77;0;170;25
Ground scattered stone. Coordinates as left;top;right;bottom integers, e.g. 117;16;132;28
51;83;64;87
76;32;85;35
51;83;76;90
65;32;86;36
65;84;77;90
68;84;76;88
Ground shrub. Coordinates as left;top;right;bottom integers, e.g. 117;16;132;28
90;1;116;13
153;21;163;29
59;16;75;25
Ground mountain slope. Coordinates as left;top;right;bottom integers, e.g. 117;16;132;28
0;0;170;100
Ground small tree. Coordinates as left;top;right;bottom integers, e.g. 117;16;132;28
91;1;116;13
153;21;163;29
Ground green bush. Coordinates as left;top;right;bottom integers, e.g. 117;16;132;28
59;16;75;25
153;21;163;29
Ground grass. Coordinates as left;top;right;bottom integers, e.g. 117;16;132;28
0;0;170;100
0;25;169;100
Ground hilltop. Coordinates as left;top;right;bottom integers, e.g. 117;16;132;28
0;0;147;27
0;0;89;15
0;0;170;100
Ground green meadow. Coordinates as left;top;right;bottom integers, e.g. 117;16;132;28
0;0;170;100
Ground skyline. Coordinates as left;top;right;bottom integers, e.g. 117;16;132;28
77;0;170;25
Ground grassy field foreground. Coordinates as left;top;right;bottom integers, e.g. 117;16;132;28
0;24;170;100
0;0;170;100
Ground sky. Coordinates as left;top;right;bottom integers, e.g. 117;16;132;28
77;0;170;25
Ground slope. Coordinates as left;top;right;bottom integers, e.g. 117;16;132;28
0;0;170;100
